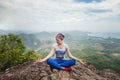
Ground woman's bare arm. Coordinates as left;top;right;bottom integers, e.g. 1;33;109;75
66;48;86;64
37;47;55;62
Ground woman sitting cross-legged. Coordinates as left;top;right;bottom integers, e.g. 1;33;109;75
36;33;86;71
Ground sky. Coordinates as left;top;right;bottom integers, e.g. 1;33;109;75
0;0;120;32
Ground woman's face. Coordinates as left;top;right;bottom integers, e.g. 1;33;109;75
56;37;62;44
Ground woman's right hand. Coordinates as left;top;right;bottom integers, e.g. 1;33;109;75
78;59;87;65
35;59;45;63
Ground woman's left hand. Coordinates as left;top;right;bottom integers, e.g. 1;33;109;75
78;59;87;65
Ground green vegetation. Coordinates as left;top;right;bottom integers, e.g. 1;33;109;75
71;48;120;73
86;54;120;73
0;34;39;71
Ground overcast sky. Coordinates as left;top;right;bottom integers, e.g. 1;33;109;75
0;0;120;32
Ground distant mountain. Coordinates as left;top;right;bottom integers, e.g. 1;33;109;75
65;30;89;37
0;29;8;35
35;31;54;41
1;30;120;53
0;29;30;35
18;33;41;50
89;32;120;39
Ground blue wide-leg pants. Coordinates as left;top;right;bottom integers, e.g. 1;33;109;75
47;58;76;70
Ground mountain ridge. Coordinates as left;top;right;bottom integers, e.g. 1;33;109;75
0;61;120;80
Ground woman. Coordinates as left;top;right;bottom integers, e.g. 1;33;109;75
36;33;85;71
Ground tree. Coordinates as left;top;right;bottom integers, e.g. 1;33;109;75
21;50;39;62
0;34;25;71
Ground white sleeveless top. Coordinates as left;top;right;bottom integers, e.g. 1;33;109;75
52;43;69;59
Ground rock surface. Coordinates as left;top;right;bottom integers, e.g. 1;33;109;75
0;61;120;80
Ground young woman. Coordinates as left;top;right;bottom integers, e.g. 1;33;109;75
36;33;85;71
